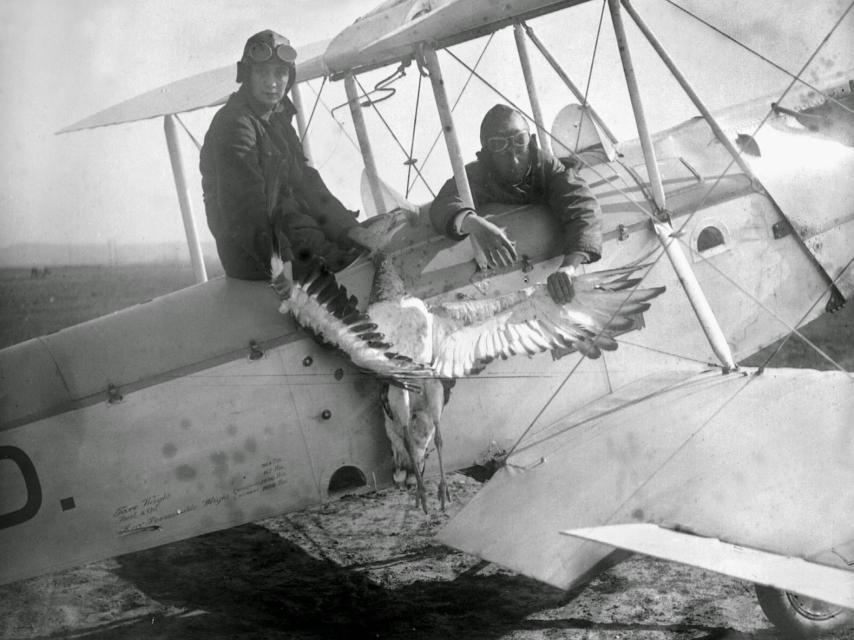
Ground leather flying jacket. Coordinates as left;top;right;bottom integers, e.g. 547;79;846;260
200;86;356;277
429;136;603;264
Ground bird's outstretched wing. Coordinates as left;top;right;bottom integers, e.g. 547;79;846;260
429;266;665;379
273;258;431;380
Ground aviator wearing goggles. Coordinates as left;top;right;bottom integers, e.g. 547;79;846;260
484;130;531;153
246;41;297;64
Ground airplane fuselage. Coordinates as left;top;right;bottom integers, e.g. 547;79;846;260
1;90;852;586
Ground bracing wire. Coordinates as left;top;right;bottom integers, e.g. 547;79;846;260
405;71;424;198
616;338;724;368
673;234;854;375
561;4;854;459
663;0;854;118
667;0;854;271
305;79;361;155
303;75;327;137
476;3;854;455
509;369;721;457
419;33;495;173
592;370;754;524
444;47;658;223
522;20;639;197
174;114;202;151
353;73;436;197
757;256;854;372
574;0;608;153
503;255;678;459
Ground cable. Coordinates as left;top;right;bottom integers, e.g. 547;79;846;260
303;75;327;137
574;0;608;153
670;232;854;376
419;33;495;174
304;80;361;155
509;369;720;456
353;74;436;197
444;47;658;224
173;114;202;150
480;3;854;455
757;257;854;372
663;0;854;117
405;72;424;198
665;0;854;298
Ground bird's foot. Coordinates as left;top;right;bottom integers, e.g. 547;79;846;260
405;471;429;513
437;478;451;511
414;485;429;514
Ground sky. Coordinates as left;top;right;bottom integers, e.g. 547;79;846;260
0;0;851;252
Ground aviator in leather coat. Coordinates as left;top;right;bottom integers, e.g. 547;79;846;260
429;137;602;264
200;86;358;279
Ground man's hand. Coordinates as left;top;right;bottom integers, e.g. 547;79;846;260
547;265;576;304
461;214;518;269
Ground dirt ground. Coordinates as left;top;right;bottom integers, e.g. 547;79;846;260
2;266;853;640
1;473;851;640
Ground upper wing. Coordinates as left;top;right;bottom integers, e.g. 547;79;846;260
324;0;594;76
58;1;595;133
57;39;331;134
429;266;665;379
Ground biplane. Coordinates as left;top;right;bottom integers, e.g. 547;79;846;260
2;0;853;637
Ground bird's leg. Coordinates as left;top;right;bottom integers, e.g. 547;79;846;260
434;419;450;511
404;417;429;514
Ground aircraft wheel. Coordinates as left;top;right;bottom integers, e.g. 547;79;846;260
755;584;853;638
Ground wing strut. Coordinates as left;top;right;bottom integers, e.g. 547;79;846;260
514;22;552;155
523;23;618;146
419;44;485;267
608;0;734;370
345;73;388;216
621;0;755;180
164;115;207;283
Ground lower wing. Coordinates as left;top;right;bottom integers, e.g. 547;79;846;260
437;367;854;597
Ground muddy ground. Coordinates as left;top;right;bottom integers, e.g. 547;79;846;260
2;473;852;640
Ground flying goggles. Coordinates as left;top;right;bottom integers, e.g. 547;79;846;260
246;41;297;64
485;130;530;153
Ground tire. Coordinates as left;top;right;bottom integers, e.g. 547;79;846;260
755;584;853;638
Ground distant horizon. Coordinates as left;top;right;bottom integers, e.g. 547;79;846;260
0;239;219;268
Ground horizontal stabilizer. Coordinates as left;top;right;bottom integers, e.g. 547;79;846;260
563;524;854;609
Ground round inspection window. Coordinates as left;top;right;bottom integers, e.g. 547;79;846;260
697;225;725;253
